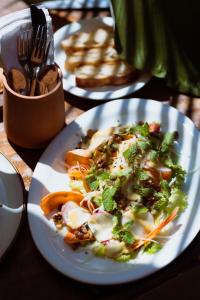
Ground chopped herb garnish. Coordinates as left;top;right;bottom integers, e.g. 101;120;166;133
148;150;159;161
161;132;175;152
144;242;162;254
130;122;149;137
123;143;138;163
102;187;117;211
136;169;150;181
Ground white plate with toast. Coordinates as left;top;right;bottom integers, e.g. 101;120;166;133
54;17;151;100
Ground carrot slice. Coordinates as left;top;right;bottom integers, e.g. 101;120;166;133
131;207;179;251
68;169;84;179
83;178;91;193
65;149;91;166
64;231;93;244
64;232;79;244
124;134;135;140
68;164;90;180
40;191;84;215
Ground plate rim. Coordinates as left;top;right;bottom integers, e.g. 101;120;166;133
0;151;26;262
53;16;152;100
28;98;200;284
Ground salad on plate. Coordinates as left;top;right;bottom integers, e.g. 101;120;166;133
40;121;187;262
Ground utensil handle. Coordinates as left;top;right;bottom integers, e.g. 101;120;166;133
30;77;37;96
29;68;38;96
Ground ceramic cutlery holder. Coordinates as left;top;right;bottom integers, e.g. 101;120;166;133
3;75;65;149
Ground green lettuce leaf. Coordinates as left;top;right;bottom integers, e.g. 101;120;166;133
123;143;138;163
102;187;117;211
161;132;175;152
144;242;162;254
166;189;187;213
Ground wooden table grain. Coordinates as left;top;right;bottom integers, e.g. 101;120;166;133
1;3;200;300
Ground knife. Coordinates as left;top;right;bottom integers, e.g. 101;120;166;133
30;5;47;39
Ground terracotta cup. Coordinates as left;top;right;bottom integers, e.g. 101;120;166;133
3;75;65;149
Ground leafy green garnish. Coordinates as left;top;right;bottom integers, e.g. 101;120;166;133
148;150;159;161
92;195;102;207
152;194;168;213
88;180;99;191
121;231;135;245
172;166;186;188
113;229;135;245
161;132;175;152
112;216;135;245
86;169;110;191
123;143;138;163
123;220;134;230
135;169;150;181
152;175;187;215
115;251;138;262
130;122;149;137
92;242;105;257
102;187;117;211
137;140;150;151
132;205;148;215
111;168;132;178
160;179;170;194
144;242;162;254
115;254;132;262
98;171;110;180
166;189;187;213
139;187;154;198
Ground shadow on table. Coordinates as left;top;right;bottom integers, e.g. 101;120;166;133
9;140;45;171
64;77;178;112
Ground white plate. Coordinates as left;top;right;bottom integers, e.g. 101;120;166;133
0;152;25;260
28;98;200;284
41;0;110;9
54;17;151;100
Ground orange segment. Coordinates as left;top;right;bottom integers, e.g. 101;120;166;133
40;191;84;215
65;149;91;166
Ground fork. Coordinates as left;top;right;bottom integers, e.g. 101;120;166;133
29;25;47;96
17;30;31;93
17;30;31;71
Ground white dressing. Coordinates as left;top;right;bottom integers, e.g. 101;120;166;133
89;127;113;150
61;201;91;229
88;211;114;242
104;240;124;258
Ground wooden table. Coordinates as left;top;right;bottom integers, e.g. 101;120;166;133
1;3;200;300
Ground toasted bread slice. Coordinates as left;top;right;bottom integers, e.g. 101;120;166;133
65;47;120;72
75;60;138;88
61;27;114;54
